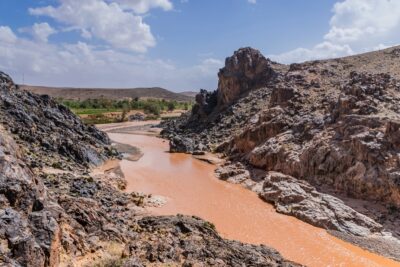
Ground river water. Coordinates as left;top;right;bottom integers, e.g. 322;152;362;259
108;132;399;267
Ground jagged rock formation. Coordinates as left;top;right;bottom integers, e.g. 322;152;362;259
0;71;298;266
0;73;113;168
216;164;383;236
217;47;281;107
0;126;61;266
161;46;400;258
125;215;299;267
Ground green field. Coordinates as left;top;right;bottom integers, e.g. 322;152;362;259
72;108;122;115
58;98;193;124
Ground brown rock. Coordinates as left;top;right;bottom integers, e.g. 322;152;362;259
217;47;278;107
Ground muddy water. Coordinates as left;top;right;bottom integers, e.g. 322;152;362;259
109;133;399;267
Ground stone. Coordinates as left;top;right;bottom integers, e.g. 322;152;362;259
169;136;194;153
128;113;145;121
260;172;383;237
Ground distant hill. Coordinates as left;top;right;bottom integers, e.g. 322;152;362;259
20;85;194;102
180;91;199;98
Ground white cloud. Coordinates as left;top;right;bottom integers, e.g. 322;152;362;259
0;26;17;43
325;0;400;48
29;0;156;53
273;0;400;63
0;1;221;91
20;23;57;43
192;58;224;77
0;29;219;91
109;0;173;13
80;29;92;39
270;42;353;64
248;0;257;3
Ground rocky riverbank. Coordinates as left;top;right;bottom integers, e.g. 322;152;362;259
161;46;400;261
0;71;299;266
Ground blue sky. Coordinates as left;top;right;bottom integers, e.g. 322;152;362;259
0;0;399;91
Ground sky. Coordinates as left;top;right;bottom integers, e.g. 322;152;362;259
0;0;399;91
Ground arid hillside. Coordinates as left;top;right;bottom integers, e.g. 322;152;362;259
162;45;400;260
20;85;194;102
179;91;199;98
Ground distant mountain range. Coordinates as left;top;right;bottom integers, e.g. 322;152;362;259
20;85;195;102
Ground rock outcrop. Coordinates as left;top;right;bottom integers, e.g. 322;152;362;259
124;215;300;267
217;47;279;107
0;126;61;266
161;46;400;256
0;73;113;168
261;172;383;236
215;164;384;237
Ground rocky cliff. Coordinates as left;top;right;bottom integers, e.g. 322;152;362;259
162;46;400;260
0;72;298;266
217;47;282;107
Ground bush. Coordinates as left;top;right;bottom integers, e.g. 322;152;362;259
167;102;175;111
143;102;161;116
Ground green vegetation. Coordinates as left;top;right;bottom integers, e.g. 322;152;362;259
59;98;192;114
72;108;122;115
57;97;194;124
203;221;216;231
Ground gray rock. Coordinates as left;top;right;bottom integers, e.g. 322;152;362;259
260;172;383;236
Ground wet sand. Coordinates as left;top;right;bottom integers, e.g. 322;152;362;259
108;132;400;267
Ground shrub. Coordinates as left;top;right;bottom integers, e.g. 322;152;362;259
167;102;175;111
143;102;161;116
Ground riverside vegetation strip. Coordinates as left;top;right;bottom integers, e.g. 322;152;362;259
59;98;194;124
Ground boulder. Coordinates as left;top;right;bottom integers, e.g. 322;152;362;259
128;113;145;121
169;136;194;153
260;172;383;236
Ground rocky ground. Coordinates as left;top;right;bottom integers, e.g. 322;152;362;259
161;46;400;261
0;72;299;266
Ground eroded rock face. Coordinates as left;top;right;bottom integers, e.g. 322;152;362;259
124;215;300;267
0;127;61;267
217;47;278;107
191;89;218;121
261;172;383;237
0;72;114;168
0;72;122;266
161;46;400;246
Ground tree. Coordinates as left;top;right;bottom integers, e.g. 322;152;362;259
119;103;130;122
143;102;160;116
167;102;175;112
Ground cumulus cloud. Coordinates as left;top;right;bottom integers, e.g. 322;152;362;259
270;42;353;64
325;0;400;48
19;23;57;43
0;0;222;91
0;26;17;43
29;0;156;52
272;0;400;63
109;0;173;13
0;27;219;91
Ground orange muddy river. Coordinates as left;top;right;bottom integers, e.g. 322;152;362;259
108;132;400;267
